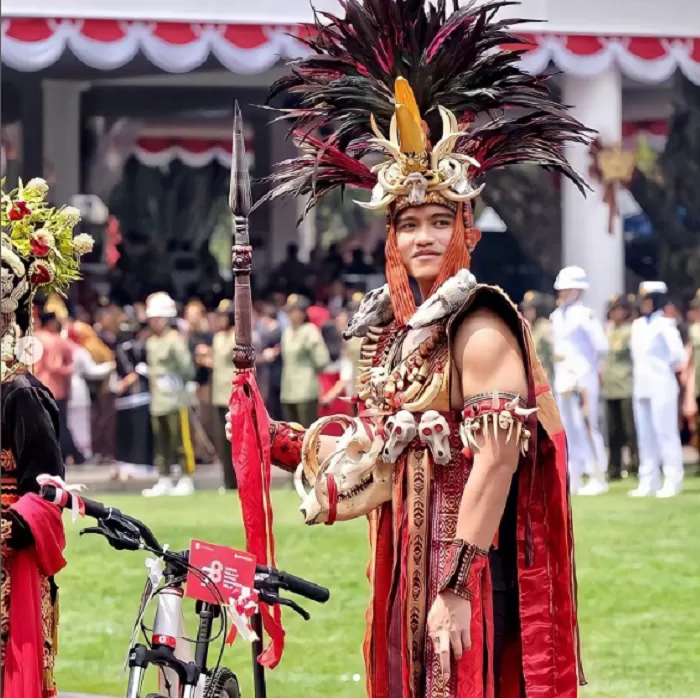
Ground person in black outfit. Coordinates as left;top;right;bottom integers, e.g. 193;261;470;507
1;178;93;696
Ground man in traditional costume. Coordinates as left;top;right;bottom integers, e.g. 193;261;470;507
551;266;609;495
1;178;92;698
228;1;588;695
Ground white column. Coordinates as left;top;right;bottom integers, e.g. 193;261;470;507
43;80;83;205
269;119;300;268
562;69;624;321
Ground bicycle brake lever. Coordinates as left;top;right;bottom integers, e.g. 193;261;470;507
257;590;311;621
80;520;141;551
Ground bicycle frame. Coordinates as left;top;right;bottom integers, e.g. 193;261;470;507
125;562;220;698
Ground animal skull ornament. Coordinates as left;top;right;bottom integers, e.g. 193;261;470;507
418;411;451;465
382;410;417;463
296;416;392;525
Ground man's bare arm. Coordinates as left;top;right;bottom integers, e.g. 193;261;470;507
452;308;528;549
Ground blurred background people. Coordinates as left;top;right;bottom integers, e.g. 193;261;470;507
209;300;237;490
66;321;115;463
629;281;686;497
257;300;283;421
602;294;638;480
33;310;78;462
551;266;610;495
142;292;196;497
520;290;555;386
683;290;700;441
280;295;330;427
112;319;153;480
319;308;355;418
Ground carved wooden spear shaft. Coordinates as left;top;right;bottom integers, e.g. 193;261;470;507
230;101;255;370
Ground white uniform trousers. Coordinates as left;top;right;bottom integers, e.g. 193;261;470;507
632;396;684;493
555;373;608;490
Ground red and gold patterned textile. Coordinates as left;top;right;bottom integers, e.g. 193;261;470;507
362;286;582;698
1;451;63;698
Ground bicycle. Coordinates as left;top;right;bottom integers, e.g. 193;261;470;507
40;484;330;698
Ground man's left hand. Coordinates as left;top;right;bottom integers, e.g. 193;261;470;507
427;590;472;682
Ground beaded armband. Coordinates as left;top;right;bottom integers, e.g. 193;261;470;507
459;391;537;456
437;538;489;600
269;421;306;474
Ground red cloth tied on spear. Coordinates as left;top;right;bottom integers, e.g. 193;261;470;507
229;370;285;667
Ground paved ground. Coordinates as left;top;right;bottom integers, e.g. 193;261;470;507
65;461;294;494
65;445;698;495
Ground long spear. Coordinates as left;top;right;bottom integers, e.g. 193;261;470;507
228;102;285;674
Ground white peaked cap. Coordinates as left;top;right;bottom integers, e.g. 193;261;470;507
639;281;668;296
145;292;178;318
553;266;589;291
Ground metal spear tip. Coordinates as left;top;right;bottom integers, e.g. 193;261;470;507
229;101;253;217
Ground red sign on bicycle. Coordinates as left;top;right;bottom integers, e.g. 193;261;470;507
185;539;256;605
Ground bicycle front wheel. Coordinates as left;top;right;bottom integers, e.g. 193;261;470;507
205;668;241;698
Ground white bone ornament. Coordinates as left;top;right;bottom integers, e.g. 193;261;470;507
382;410;417;463
418;410;451;465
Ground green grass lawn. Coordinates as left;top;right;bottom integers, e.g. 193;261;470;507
56;479;700;698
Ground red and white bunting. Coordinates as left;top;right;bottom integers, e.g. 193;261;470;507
2;19;699;84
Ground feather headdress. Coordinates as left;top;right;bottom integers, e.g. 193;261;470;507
260;0;591;216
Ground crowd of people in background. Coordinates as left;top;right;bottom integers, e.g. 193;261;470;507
26;250;700;499
522;275;700;498
28;265;370;496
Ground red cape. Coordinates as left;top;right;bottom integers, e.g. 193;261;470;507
4;494;66;698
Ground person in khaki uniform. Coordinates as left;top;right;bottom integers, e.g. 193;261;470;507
520;290;555;387
280;295;330;426
142;292;196;497
209;300;237;490
602;294;639;480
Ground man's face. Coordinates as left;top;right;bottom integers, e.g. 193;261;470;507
557;289;579;305
185;304;204;327
395;205;455;286
640;297;654;316
609;307;626;324
148;316;169;333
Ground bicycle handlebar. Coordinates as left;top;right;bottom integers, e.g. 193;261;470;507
255;565;330;604
40;484;330;605
41;484;111;520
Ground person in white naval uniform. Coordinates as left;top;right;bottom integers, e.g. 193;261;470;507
551;266;610;495
629;281;685;498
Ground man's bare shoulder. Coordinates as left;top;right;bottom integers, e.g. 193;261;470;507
451;307;527;396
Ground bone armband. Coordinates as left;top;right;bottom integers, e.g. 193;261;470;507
437;538;489;600
459;391;537;456
269;421;306;474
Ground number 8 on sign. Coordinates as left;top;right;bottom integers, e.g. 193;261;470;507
202;559;224;586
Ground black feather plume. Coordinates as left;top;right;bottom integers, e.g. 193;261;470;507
262;0;593;212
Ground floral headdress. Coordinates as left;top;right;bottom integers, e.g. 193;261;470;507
1;178;93;378
260;0;592;323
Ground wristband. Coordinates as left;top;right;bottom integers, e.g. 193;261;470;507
437;538;489;600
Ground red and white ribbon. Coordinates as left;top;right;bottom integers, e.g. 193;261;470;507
36;473;87;522
225;586;259;645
